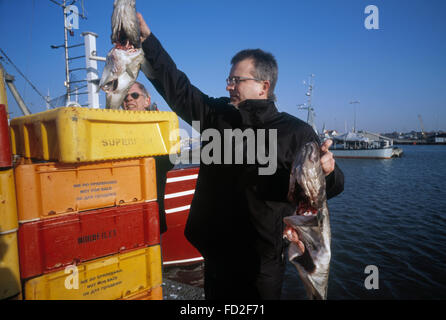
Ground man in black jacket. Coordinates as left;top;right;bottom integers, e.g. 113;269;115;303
137;13;344;299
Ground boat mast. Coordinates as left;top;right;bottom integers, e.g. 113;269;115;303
298;74;318;134
349;100;360;133
49;0;87;106
63;0;70;99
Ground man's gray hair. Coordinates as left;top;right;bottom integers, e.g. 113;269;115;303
231;49;278;101
134;81;150;97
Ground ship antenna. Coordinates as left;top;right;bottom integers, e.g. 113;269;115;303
297;74;317;134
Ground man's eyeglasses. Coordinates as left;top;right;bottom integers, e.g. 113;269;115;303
124;92;143;102
226;76;263;86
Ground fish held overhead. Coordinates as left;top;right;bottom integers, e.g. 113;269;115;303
99;0;153;109
284;141;332;300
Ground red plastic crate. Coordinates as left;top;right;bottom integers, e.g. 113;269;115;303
0;105;12;168
18;201;159;279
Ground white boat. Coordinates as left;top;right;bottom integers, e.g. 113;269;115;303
330;131;394;159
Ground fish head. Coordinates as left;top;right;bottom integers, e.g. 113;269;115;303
288;141;326;211
99;47;144;109
284;206;332;300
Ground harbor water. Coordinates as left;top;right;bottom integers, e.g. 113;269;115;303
282;144;446;299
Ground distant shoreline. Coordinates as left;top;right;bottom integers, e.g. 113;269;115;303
393;142;446;145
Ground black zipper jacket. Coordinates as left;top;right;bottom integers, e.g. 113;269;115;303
142;34;344;269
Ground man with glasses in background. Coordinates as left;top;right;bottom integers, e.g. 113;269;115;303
121;81;173;239
122;81;159;111
136;13;344;300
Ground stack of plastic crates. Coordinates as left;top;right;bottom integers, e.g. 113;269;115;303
8;107;179;300
0;104;21;300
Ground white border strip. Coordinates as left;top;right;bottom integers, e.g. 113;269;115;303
166;174;198;183
164;189;195;199
18;217;41;224
163;256;204;265
165;205;190;214
0;228;18;235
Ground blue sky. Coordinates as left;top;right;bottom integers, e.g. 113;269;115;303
0;0;445;134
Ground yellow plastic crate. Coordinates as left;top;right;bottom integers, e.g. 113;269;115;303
14;158;157;223
0;168;18;233
121;285;162;300
24;245;162;300
10;107;180;163
0;231;21;300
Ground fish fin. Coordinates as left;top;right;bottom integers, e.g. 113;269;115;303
302;281;323;300
125;66;135;79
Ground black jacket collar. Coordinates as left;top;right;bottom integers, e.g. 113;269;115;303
236;99;279;127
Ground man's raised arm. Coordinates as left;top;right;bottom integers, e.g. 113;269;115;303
136;13;228;129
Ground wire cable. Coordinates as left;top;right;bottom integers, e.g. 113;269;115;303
0;48;50;104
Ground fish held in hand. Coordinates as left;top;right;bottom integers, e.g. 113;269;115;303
99;0;153;109
284;141;331;300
